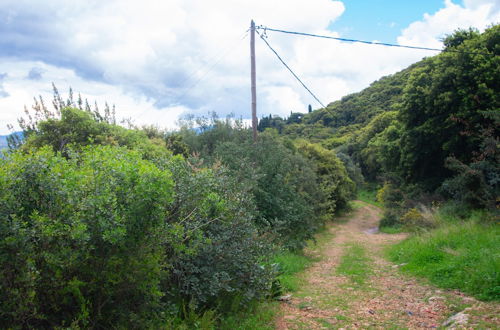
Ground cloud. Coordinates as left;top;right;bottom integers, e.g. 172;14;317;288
27;67;44;80
0;73;9;98
398;0;500;48
0;0;498;134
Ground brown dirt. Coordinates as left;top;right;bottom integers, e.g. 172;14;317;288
275;201;500;329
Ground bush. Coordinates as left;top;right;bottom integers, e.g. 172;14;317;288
0;145;278;327
400;207;438;230
161;157;275;312
295;141;355;215
0;146;174;328
214;133;321;250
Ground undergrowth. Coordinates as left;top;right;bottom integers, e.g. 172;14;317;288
388;215;499;301
357;188;383;208
274;251;313;292
170;228;329;328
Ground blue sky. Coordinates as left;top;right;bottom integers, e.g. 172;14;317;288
331;0;446;41
0;0;498;134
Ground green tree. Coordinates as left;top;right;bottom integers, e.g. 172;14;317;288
399;25;499;190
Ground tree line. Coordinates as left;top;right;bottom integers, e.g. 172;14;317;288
263;25;499;227
1;95;354;327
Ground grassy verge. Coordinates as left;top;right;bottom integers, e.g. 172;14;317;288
218;225;334;328
357;188;382;208
337;243;371;285
387;220;499;301
379;225;404;234
274;251;314;292
218;301;280;330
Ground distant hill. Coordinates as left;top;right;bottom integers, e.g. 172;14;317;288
0;131;23;150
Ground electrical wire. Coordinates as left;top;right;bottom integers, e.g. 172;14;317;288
134;30;249;122
171;30;249;107
256;26;496;57
256;30;326;109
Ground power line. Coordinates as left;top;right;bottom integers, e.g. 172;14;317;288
135;30;249;122
256;26;495;56
171;31;249;106
256;30;326;109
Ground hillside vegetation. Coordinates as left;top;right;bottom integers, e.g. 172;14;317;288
0;26;498;328
261;25;500;306
264;25;499;222
1;96;354;327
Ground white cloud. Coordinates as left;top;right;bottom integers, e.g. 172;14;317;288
0;0;498;134
398;0;500;48
0;61;184;132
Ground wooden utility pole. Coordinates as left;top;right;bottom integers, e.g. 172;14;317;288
250;20;257;142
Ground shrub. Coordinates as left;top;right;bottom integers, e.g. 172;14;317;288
214;133;320;250
0;146;174;328
161;157;275;312
295;140;355;215
400;207;438;230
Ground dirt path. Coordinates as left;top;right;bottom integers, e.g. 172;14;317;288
275;201;499;329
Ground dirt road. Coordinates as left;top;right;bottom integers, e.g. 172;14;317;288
275;201;499;329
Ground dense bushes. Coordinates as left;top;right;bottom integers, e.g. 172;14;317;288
162;158;275;311
295;140;355;215
214;135;320;250
177;118;354;250
1;104;356;326
0;146;174;327
0;144;279;327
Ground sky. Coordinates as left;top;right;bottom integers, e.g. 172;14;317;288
0;0;499;134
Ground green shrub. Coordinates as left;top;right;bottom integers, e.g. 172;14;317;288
400;207;438;230
214;133;322;250
0;146;174;328
295;140;355;214
162;158;275;312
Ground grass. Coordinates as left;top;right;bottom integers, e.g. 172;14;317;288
379;225;404;234
219;301;279;330
357;188;383;208
337;243;371;285
387;220;500;301
274;251;314;292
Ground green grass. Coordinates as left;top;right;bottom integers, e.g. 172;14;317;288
274;251;314;292
387;220;500;301
357;188;382;208
337;243;371;285
219;301;279;330
379;225;404;234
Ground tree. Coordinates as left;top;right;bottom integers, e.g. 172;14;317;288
399;25;499;190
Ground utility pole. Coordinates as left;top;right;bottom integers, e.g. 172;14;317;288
250;20;257;142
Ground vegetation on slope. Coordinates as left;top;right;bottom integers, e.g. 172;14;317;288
269;25;499;216
388;211;499;301
262;25;500;301
1;25;498;328
0;91;354;327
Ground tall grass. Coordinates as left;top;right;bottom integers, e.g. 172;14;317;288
388;217;499;301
